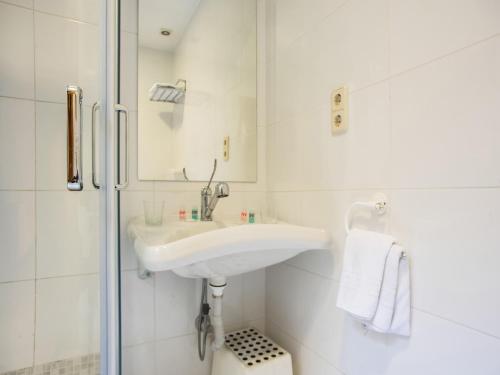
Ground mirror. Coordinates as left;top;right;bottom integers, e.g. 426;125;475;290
138;0;257;182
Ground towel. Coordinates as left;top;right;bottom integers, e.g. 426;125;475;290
364;245;411;336
336;229;396;320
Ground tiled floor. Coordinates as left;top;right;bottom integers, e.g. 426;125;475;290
0;354;100;375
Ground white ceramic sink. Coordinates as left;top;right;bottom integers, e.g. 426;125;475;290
128;218;331;279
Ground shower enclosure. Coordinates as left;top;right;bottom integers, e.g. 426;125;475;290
0;1;124;374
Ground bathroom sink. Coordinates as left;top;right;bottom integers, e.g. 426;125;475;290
128;218;331;279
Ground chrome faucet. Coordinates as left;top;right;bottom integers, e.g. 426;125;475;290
200;159;230;221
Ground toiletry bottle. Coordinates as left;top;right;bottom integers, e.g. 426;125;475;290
179;208;186;221
248;210;255;224
192;207;199;221
240;209;248;223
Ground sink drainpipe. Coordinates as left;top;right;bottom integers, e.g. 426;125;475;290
209;277;227;350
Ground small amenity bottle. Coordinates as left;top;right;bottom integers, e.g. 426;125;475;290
240;209;248;223
192;207;199;221
179;208;186;221
248;210;255;224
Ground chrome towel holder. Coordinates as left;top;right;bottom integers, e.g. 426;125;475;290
344;194;387;234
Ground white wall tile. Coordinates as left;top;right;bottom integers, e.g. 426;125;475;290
126;111;155;191
35;275;99;364
121;270;155;346
0;97;35;190
34;0;100;24
155;335;211;375
35;12;99;104
391;189;500;337
220;274;244;329
122;342;155;375
242;270;266;322
265;0;500;373
390;0;500;74
391;35;500;188
0;281;35;373
36;102;95;191
268;0;390;124
325;83;391;190
0;192;35;282
376;310;500;375
267;322;343;375
290;190;390;280
0;0;33;8
267;263;500;375
155;272;198;341
120;32;138;111
36;191;99;278
266;0;346;54
119;190;156;271
0;3;34;99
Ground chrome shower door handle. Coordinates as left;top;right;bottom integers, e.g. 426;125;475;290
114;104;129;190
67;85;83;191
91;102;101;189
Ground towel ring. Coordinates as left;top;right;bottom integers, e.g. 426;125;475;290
345;195;387;234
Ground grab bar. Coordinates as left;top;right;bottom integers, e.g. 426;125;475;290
91;102;101;189
67;85;83;191
114;104;129;190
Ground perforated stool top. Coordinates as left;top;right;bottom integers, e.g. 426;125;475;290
224;328;289;368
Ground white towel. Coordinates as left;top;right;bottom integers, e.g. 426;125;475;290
336;229;396;320
364;245;411;336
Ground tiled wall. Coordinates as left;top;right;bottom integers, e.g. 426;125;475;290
0;0;101;373
119;1;268;374
264;0;500;374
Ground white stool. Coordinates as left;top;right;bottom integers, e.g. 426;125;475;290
212;328;293;375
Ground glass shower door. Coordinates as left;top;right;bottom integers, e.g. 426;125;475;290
0;2;109;375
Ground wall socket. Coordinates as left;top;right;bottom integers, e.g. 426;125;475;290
331;86;348;134
223;136;230;160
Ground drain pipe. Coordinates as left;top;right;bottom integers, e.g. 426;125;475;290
209;277;227;351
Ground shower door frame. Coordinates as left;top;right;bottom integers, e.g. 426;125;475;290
101;0;122;374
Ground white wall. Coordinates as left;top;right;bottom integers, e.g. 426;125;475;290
120;1;268;374
138;47;176;180
167;0;258;182
264;0;500;374
0;0;101;372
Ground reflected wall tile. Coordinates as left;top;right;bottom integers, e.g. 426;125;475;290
0;98;35;190
0;281;35;373
0;3;34;99
35;12;99;105
36;191;99;278
0;191;35;282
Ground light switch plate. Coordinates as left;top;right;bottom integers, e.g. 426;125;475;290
331;86;348;134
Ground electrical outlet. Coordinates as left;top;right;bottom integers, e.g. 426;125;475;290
332;86;348;111
223;136;230;160
331;86;348;134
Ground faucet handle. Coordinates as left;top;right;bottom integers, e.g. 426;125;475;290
214;182;229;198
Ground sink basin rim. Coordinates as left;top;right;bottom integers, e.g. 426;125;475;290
134;223;331;273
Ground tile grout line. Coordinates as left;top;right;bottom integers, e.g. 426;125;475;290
275;263;500;343
266;31;500;129
31;3;37;368
413;307;500;342
267;319;347;375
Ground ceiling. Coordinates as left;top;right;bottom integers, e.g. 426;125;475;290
139;0;201;52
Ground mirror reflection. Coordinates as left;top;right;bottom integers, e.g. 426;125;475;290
138;0;257;182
